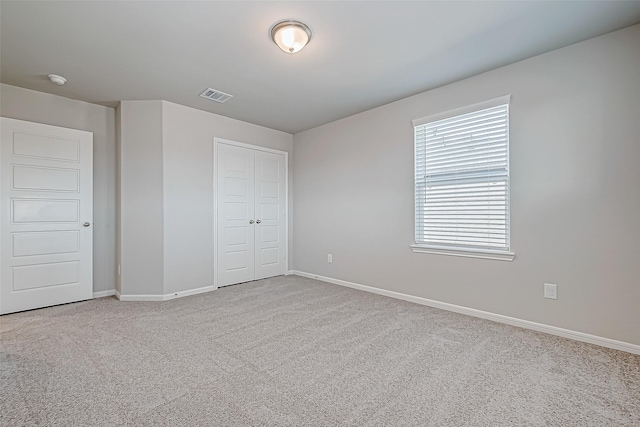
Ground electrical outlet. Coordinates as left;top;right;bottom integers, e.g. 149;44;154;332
327;254;332;263
544;283;557;300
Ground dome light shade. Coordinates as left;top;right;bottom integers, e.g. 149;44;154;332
270;20;312;54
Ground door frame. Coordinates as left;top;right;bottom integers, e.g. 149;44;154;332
212;137;289;288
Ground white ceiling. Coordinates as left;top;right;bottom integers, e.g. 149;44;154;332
2;1;640;134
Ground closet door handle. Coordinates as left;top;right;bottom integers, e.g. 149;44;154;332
249;220;254;224
256;220;261;224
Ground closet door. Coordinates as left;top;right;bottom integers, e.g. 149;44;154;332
215;141;287;287
254;150;286;280
216;143;255;287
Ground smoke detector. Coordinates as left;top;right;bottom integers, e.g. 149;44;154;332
48;74;67;85
199;88;233;103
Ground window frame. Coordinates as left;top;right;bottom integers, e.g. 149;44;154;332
411;95;515;261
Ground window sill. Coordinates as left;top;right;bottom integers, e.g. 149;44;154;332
410;244;515;261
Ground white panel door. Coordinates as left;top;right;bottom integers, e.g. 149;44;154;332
1;118;93;314
215;141;286;287
216;143;255;287
254;150;286;280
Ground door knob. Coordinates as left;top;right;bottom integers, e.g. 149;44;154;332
83;222;91;227
256;220;261;224
249;220;254;224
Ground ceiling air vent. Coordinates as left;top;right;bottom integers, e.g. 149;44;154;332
199;88;233;103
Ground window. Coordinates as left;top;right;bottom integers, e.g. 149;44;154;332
411;96;514;261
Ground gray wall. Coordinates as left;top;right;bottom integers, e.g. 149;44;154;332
115;103;122;294
118;101;165;296
117;100;293;297
161;101;293;294
0;83;117;295
292;25;640;345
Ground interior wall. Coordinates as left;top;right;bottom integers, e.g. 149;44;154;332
161;101;293;295
292;24;640;345
117;100;293;297
115;103;122;294
118;101;165;296
0;83;117;295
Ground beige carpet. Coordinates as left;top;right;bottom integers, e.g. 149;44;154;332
1;275;639;426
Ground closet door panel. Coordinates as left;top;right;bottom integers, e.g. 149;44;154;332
254;150;286;280
216;144;255;286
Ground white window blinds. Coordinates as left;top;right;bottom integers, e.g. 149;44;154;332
414;98;510;253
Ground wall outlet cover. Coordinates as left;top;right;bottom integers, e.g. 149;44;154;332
544;283;557;300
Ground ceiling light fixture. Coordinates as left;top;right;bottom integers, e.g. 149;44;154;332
48;74;67;85
270;19;312;54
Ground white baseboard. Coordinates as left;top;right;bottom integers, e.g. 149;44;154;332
285;270;294;276
118;294;164;302
162;285;217;301
117;284;217;302
93;289;116;298
291;270;640;355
